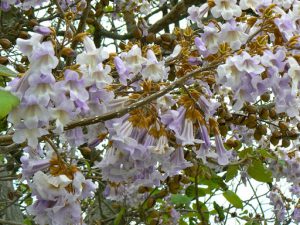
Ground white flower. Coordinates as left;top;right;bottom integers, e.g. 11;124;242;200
76;36;109;69
141;50;168;82
30;41;59;74
287;57;300;92
16;32;43;57
122;45;147;74
32;171;71;200
13;126;48;147
211;0;242;20
219;21;248;50
239;0;261;10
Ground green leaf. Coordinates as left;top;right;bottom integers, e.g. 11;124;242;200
23;218;32;225
185;186;207;198
87;24;95;34
239;147;253;159
185;185;196;198
113;207;126;225
223;190;243;209
225;165;239;182
0;65;18;77
0;90;20;119
213;201;225;221
170;194;192;205
247;159;273;183
257;148;275;159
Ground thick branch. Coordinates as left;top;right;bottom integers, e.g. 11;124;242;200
148;0;205;34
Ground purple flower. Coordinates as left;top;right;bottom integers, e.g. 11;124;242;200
293;207;300;223
30;41;59;74
161;147;192;177
269;190;287;222
33;26;52;36
219;20;248;50
215;134;232;165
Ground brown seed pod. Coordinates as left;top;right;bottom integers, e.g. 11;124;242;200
257;124;268;135
281;138;290;148
160;33;173;43
133;27;143;39
28;19;38;27
246;105;257;114
0;56;9;65
18;31;30;39
146;197;156;208
61;47;76;57
272;130;282;138
168;181;180;194
101;0;109;6
0;38;11;49
138;186;150;193
254;129;262;141
270;136;279;146
279;121;289;132
86;17;95;25
260;108;269;120
219;125;228;136
261;93;270;102
149;210;160;218
286;130;298;140
154;189;168;199
217;118;226;125
149;219;159;225
226;138;238;148
269;108;278;120
146;33;156;43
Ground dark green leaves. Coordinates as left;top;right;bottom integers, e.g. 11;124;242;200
225;165;239;182
0;90;19;119
170;194;192;205
247;159;273;183
223;190;243;209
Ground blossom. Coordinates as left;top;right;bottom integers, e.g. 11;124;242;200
76;36;109;69
56;69;89;102
201;22;220;55
210;0;242;20
141;50;168;82
239;0;261;10
219;20;248;50
122;45;147;74
30;41;59;74
175;119;203;146
161;147;192;177
13;124;48;147
215;133;232;165
16;32;43;57
234;52;265;74
269;190;287;222
287;57;300;92
187;4;209;28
